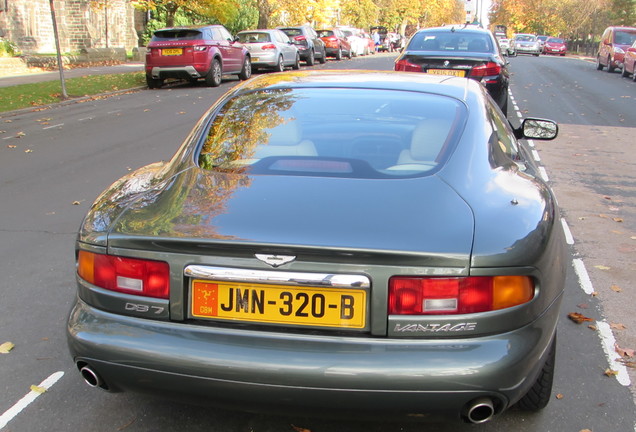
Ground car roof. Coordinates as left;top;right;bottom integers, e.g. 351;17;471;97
417;25;491;35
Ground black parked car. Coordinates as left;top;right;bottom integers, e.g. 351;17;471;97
395;25;510;115
278;25;327;66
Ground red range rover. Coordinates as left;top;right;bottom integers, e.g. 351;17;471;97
145;25;251;88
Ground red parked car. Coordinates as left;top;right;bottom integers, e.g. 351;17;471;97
543;37;566;56
621;40;636;81
596;26;636;73
145;25;251;88
316;28;352;60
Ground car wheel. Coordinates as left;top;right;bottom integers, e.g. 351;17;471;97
306;49;315;66
516;333;556;411
146;75;163;89
275;55;284;72
621;65;629;78
205;59;222;87
238;57;252;80
292;53;300;70
596;55;604;70
607;57;615;73
335;48;342;61
318;49;326;64
633;68;636;82
533;52;540;57
346;48;352;59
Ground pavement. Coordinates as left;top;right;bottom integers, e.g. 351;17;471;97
0;61;144;88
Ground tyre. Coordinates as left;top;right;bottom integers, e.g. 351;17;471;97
346;48;352;59
205;59;222;87
607;57;615;73
238;56;251;81
318;49;326;64
146;75;163;89
621;66;629;78
292;53;300;70
306;49;315;66
275;55;284;72
633;69;636;82
516;333;556;411
596;55;604;70
335;48;342;61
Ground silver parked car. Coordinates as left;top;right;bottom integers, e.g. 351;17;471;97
514;34;541;56
237;29;300;72
68;70;564;424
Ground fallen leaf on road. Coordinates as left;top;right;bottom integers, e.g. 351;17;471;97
568;312;594;324
604;368;618;377
619;359;635;368
594;265;611;270
613;217;623;223
610;285;622;293
577;303;589;309
588;324;597;331
7;144;16;149
72;201;82;205
610;323;627;330
615;344;635;358
16;131;25;137
24;149;33;153
0;342;15;353
30;385;47;394
556;393;564;399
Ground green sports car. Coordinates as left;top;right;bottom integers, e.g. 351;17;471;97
68;70;564;424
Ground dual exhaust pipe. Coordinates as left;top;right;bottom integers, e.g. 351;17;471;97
77;361;496;423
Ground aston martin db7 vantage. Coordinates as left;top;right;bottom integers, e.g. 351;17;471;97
68;70;565;424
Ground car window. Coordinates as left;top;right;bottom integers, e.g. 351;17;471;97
198;88;465;178
547;38;563;43
318;30;334;38
210;28;224;41
151;30;203;41
408;32;493;52
219;27;233;41
281;28;302;37
615;30;636;45
238;32;271;43
486;98;519;163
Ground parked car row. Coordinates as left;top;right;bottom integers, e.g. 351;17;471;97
144;23;378;89
596;26;636;82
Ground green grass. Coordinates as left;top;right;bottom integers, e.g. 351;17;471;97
0;72;146;113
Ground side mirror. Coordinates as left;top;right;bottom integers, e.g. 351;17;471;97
514;118;558;140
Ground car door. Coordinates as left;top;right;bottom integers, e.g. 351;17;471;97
276;30;295;63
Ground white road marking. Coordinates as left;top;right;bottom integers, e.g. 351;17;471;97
0;371;64;429
561;218;574;245
42;124;63;130
572;258;594;295
596;321;631;386
539;166;549;182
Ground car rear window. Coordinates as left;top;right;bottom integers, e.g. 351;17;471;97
280;28;302;37
198;88;465;178
547;38;564;43
238;32;271;43
151;30;203;41
408;31;493;52
317;30;334;38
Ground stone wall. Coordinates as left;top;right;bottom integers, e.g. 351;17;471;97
0;0;139;54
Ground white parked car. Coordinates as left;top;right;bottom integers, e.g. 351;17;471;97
337;26;368;56
513;34;541;56
237;29;300;72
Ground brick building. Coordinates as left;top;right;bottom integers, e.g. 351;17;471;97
0;0;142;54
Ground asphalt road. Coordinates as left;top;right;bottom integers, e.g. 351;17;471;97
0;53;635;431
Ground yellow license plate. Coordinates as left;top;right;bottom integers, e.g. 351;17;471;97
426;69;466;77
252;57;259;62
191;280;366;328
162;48;183;56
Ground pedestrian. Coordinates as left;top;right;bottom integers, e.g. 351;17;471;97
372;30;380;52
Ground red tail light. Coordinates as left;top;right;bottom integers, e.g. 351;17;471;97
395;58;422;72
193;45;207;52
469;62;501;77
326;37;338;42
388;276;534;315
294;36;307;42
261;44;276;50
77;250;170;299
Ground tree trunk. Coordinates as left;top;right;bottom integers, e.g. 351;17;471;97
257;0;270;29
165;3;179;27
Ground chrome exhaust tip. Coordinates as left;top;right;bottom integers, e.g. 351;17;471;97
464;397;495;424
79;364;103;388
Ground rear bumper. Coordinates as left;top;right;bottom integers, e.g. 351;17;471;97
149;65;208;79
67;297;560;418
